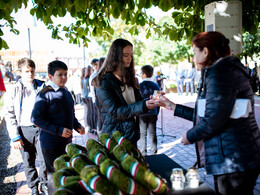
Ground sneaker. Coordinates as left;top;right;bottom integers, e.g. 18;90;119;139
40;184;49;195
31;186;39;195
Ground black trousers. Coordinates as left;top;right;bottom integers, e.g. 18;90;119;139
19;126;47;188
214;166;260;195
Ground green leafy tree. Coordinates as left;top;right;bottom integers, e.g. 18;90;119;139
0;0;259;50
239;30;260;63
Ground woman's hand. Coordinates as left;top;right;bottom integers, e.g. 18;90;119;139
158;95;176;111
181;133;191;145
145;99;161;110
77;126;85;135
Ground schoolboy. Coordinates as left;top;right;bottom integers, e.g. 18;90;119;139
139;65;160;155
31;60;85;173
4;58;48;195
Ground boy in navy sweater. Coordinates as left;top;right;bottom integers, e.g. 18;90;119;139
139;65;160;155
31;60;85;172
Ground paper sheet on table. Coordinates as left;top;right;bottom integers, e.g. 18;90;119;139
197;99;252;119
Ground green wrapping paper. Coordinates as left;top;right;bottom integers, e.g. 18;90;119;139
70;153;92;174
53;167;79;187
100;158;150;195
54;154;71;171
121;155;168;194
112;131;145;163
65;143;88;158
88;148;108;166
98;133;118;152
54;180;93;195
112;144;129;162
85;138;104;151
80;165;123;195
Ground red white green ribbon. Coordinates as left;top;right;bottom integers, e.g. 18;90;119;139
105;138;112;150
71;156;81;168
65;162;71;167
128;178;137;194
89;175;102;190
78;180;94;193
118;136;125;145
120;152;129;162
152;177;163;193
94;153;103;165
106;165;115;179
130;161;140;178
59;176;66;186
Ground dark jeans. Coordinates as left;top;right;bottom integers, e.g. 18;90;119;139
41;147;67;173
214;166;260;195
139;115;158;155
19;126;47;188
95;100;103;135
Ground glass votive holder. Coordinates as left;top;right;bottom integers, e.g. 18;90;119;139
170;168;185;190
153;90;162;100
186;167;200;188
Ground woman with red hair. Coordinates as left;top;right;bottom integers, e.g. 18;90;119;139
160;31;260;195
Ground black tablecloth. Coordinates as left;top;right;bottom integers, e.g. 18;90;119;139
145;154;216;195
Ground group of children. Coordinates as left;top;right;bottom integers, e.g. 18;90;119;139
4;39;161;195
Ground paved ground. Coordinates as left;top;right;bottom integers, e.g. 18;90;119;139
1;93;260;194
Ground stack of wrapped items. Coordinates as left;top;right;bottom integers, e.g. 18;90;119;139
52;131;169;195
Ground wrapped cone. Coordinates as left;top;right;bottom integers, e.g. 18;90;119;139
98;133;118;152
85;139;104;151
88;148;108;166
121;155;168;194
65;143;88;158
100;158;150;195
54;154;71;171
112;131;145;163
53;167;79;187
54;180;93;195
112;144;128;162
80;165;122;195
70;153;92;174
113;144;148;169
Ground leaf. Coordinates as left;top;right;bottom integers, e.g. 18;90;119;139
0;38;9;50
144;0;152;9
128;0;135;10
128;25;135;35
146;28;151;39
158;0;172;12
138;0;146;9
70;5;76;17
112;5;120;18
89;9;95;20
171;11;181;18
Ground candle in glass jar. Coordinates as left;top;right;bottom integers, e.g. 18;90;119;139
186;167;200;188
170;168;185;190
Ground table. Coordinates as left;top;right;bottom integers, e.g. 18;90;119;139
145;154;216;195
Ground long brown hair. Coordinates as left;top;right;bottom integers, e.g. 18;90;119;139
192;31;231;67
92;38;138;89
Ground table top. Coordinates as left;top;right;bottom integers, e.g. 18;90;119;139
145;154;216;195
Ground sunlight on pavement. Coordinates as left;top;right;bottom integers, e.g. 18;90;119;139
157;137;182;154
